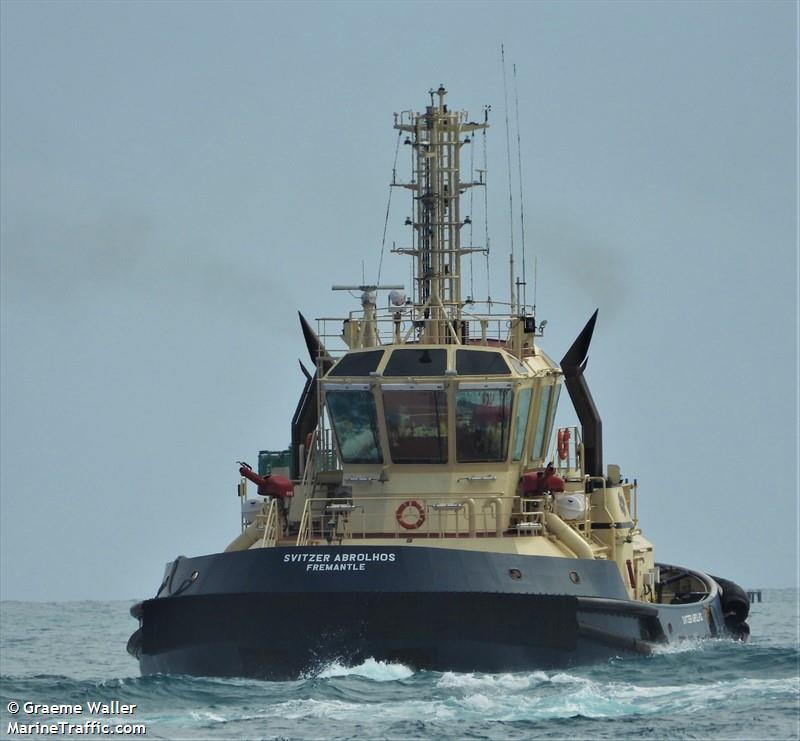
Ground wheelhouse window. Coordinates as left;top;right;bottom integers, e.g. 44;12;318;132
455;350;511;376
384;349;447;377
547;385;561;456
511;387;532;461
531;384;560;461
506;354;530;377
325;388;383;464
455;384;513;462
383;385;448;463
328;350;384;377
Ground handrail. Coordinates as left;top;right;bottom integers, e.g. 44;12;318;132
314;306;542;357
258;498;279;548
554;425;582;474
295;429;319;547
225;497;280;553
296;504;309;547
295;493;529;545
483;497;504;537
299;428;317;492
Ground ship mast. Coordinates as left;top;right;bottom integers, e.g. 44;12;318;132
393;86;488;344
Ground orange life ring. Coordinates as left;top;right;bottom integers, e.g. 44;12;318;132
557;428;571;461
395;500;426;530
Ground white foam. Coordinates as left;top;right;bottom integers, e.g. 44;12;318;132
436;670;548;691
460;692;494;712
187;709;227;722
650;636;712;655
444;672;800;722
272;696;458;722
316;657;415;681
548;671;594;685
189;674;800;728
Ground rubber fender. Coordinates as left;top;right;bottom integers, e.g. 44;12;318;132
126;627;142;659
711;574;751;623
731;621;751;641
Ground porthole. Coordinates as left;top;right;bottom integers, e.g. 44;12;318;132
190;570;199;581
509;568;522;580
569;571;580;584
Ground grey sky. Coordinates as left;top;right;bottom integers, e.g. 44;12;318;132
1;1;796;600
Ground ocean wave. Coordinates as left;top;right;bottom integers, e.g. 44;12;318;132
2;591;798;740
436;670;550;691
315;658;415;681
0;672;284;708
2;667;798;739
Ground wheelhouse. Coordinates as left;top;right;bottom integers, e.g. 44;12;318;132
321;346;561;471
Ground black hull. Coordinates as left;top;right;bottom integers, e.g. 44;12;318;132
129;546;737;680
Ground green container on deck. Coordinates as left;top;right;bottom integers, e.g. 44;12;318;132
258;449;291;477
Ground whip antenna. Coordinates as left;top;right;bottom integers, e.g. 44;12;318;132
376;129;403;285
482;106;492;309
501;44;516;313
513;62;529;311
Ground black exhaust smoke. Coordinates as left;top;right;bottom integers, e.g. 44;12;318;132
559;310;603;478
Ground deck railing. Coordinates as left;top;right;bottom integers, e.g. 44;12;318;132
296;494;548;546
257;498;280;548
315;300;542;359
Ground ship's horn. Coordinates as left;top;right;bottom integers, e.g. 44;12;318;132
559;310;603;478
298;312;334;373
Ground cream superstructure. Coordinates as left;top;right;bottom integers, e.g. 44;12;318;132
227;87;657;605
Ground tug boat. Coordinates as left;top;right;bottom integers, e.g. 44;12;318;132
128;87;750;679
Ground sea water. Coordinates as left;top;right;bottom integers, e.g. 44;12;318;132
1;590;797;740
